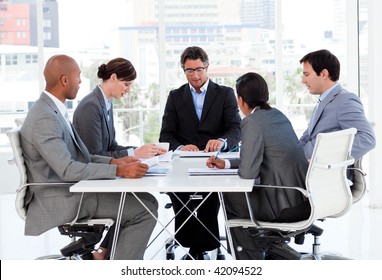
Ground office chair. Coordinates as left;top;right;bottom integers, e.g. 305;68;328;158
223;128;357;260
292;157;367;260
7;126;114;260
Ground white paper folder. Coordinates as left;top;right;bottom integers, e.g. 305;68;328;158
188;168;238;176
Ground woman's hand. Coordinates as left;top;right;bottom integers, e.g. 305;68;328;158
134;144;167;158
206;156;226;169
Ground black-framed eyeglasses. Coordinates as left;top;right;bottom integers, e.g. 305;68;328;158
184;67;205;75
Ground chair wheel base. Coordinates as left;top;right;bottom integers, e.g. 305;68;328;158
216;254;226;260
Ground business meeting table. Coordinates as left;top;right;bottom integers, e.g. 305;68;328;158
70;153;254;260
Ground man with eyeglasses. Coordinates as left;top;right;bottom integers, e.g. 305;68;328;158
160;46;241;260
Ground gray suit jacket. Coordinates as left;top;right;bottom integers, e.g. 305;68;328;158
300;84;376;160
20;92;117;235
229;108;309;222
73;86;135;158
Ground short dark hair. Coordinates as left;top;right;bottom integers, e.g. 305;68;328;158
235;72;271;110
180;46;209;69
97;57;136;82
299;49;340;81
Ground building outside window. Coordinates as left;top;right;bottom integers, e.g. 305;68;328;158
0;0;370;147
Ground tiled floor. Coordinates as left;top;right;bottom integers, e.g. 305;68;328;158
1;190;381;260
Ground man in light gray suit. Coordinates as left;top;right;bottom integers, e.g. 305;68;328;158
20;54;158;260
299;49;375;161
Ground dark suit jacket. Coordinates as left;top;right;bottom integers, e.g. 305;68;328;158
159;80;241;150
73;86;135;158
159;80;241;250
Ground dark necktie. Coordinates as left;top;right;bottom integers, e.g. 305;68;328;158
107;109;111;122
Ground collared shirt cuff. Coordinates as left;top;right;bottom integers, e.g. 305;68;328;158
128;148;135;156
218;138;227;150
224;159;231;169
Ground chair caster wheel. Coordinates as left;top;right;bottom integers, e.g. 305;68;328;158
216;254;226;260
166;243;177;260
215;248;225;260
167;252;175;260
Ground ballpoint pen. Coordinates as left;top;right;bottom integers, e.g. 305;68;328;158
227;145;240;153
214;138;227;159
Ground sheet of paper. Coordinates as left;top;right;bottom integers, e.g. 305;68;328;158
141;156;159;168
188;168;238;176
158;151;173;162
174;150;239;159
174;150;215;157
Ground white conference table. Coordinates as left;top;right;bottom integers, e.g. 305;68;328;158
70;155;254;259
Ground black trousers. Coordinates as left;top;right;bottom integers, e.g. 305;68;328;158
169;192;220;251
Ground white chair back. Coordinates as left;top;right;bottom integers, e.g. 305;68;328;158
307;128;356;220
6;127;28;220
350;158;367;203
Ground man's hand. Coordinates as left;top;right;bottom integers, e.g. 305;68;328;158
180;144;199;151
116;162;149;178
110;156;148;178
134;144;167;158
204;139;224;152
110;156;139;165
206;156;226;169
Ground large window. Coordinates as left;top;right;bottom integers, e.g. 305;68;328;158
0;0;368;146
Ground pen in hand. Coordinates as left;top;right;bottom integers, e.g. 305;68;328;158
227;145;240;153
214;138;227;160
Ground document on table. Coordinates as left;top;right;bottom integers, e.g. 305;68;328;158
141;156;159;167
158;151;173;162
141;151;173;166
146;167;170;176
174;151;215;157
188;168;238;176
174;151;239;159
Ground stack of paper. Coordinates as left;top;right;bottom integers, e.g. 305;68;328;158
175;151;215;157
174;150;239;159
146;167;170;176
188;168;238;176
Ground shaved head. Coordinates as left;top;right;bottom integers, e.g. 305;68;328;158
44;55;77;88
43;55;81;102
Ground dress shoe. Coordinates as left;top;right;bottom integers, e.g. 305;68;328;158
266;242;301;260
181;249;210;260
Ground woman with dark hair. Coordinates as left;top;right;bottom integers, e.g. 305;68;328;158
73;58;166;259
74;57;166;159
207;72;310;259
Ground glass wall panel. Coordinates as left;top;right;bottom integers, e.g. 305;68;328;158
0;0;39;144
280;0;351;136
0;0;366;147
